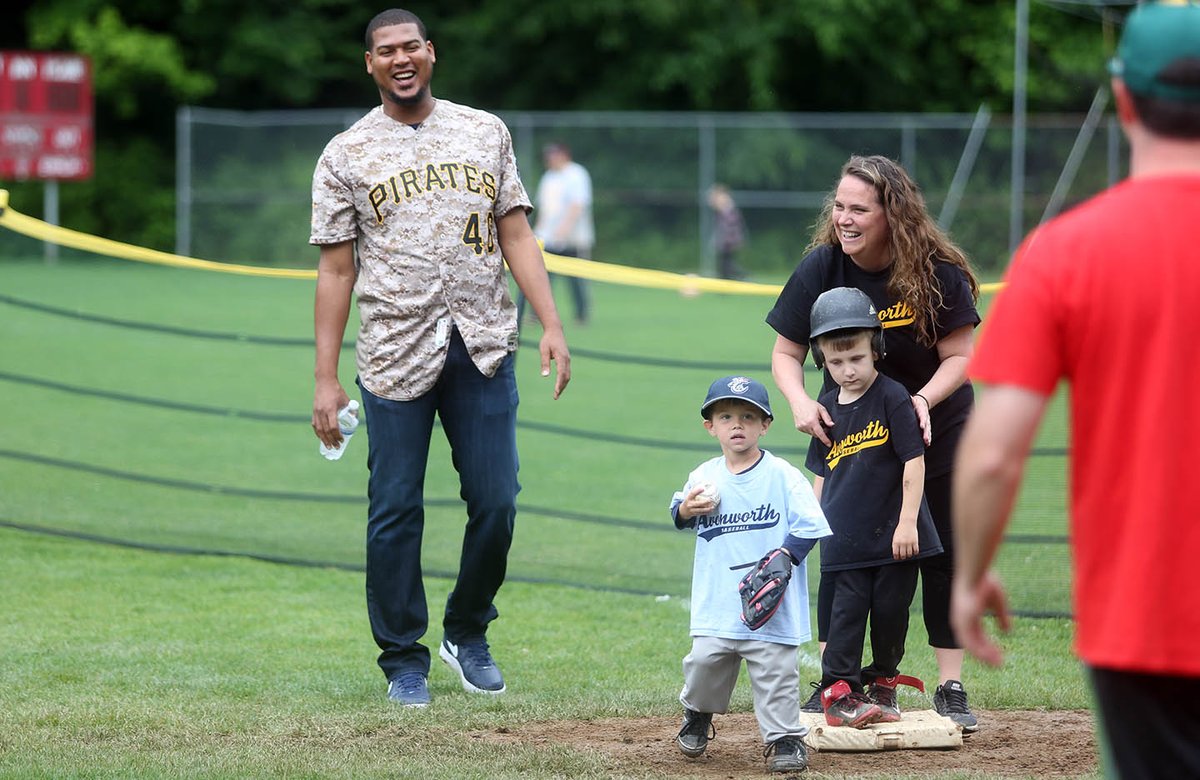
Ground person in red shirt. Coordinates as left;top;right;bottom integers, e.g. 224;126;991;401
951;3;1200;777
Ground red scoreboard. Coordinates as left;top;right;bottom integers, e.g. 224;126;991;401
0;51;93;181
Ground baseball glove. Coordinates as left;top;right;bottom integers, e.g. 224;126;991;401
738;547;793;630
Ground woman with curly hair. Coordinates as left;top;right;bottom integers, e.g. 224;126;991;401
766;155;981;732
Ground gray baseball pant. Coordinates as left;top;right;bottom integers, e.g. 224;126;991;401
679;635;806;744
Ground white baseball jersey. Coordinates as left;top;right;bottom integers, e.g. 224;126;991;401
670;450;831;646
533;159;593;251
310;99;532;401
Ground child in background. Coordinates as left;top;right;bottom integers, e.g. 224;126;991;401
671;375;831;773
707;183;748;280
804;287;942;727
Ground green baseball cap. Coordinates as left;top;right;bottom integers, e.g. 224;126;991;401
1109;1;1200;103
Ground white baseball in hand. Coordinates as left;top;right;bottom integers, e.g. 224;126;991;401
696;481;720;506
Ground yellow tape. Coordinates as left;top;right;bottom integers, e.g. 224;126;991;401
0;189;314;279
542;251;784;296
0;189;1001;295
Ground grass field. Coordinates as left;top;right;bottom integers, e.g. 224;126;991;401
0;254;1088;778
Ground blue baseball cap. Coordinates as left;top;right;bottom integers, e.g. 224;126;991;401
1109;1;1200;103
701;375;773;420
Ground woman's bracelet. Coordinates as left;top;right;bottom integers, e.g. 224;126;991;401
914;393;931;408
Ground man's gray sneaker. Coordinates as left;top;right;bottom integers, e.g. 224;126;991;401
933;679;979;733
387;672;430;707
764;735;808;773
439;638;506;694
676;709;715;758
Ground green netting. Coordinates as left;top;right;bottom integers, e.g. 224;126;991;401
180;108;1128;276
0;250;1072;618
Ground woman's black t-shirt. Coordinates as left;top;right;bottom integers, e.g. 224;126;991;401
767;244;980;477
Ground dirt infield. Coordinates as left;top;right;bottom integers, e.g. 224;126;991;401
477;709;1097;778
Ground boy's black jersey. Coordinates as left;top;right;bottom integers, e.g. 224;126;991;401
805;373;942;571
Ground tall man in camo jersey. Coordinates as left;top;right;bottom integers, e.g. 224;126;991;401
310;8;571;708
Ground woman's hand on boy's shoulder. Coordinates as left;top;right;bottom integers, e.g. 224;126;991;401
910;394;932;445
791;397;834;446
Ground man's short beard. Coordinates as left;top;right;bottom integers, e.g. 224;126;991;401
386;86;427;107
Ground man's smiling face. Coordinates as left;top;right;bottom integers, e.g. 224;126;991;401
366;23;436;117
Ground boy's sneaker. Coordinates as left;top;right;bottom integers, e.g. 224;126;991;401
439;638;506;694
822;679;883;729
800;681;824;713
763;735;808;773
866;678;902;723
933;679;979;733
386;672;430;707
676;709;715;758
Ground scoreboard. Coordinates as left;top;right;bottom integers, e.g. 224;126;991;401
0;51;93;181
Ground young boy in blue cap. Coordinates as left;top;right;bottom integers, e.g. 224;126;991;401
670;375;831;773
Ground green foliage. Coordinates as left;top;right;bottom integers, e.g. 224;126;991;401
426;0;1118;113
170;0;375;108
28;3;216;119
77;137;176;248
7;0;1132;253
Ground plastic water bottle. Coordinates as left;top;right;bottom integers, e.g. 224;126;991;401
319;400;360;461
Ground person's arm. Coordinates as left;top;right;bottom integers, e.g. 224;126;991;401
312;240;356;449
811;475;824;502
497;208;571;398
892;455;924;560
781;535;818;565
950;383;1049;666
771;333;833;446
910;324;975;445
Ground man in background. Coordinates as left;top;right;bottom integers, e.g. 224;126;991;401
520;142;594;326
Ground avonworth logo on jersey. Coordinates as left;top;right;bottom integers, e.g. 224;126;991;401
826;419;890;469
877;301;915;329
368;161;498;224
696;504;781;541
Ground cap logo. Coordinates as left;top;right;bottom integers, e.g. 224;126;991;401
727;376;751;394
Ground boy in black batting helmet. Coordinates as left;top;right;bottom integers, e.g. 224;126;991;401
805;288;942;727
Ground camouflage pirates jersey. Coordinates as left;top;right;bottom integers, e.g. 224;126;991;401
310;100;532;401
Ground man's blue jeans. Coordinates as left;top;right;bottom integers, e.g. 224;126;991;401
358;328;520;681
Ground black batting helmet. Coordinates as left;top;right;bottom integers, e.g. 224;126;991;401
809;287;885;369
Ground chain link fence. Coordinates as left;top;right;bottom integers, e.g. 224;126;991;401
177;105;1126;276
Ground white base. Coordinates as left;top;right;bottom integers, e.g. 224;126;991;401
800;709;962;752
